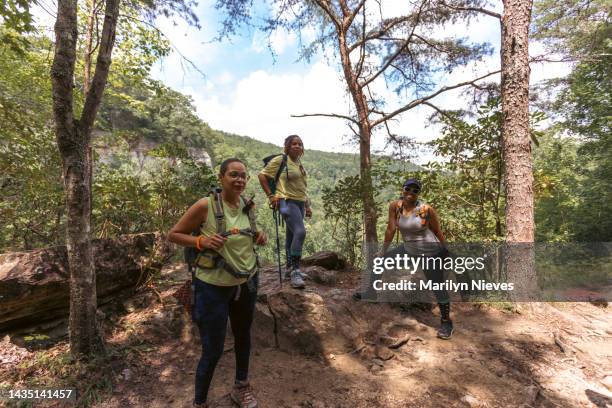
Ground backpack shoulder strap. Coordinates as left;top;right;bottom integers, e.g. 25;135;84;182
395;199;403;222
275;154;288;184
210;188;226;234
415;200;430;225
394;199;403;243
240;195;258;236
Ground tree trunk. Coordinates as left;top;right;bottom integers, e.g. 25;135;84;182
501;0;536;301
337;30;378;256
501;0;534;243
359;124;378;250
51;0;120;358
83;0;97;98
495;160;503;237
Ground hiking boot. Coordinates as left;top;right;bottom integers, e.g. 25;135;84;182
290;269;306;289
437;319;454;340
193;402;208;408
230;381;258;408
284;267;305;280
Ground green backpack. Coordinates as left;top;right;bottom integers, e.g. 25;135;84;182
262;153;288;194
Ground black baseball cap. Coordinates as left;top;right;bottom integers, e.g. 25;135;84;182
402;178;421;190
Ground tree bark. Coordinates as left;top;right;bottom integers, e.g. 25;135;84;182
83;0;97;98
501;0;534;243
51;0;120;358
501;0;536;301
337;24;378;255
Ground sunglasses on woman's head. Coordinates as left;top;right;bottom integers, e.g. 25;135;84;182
403;186;420;194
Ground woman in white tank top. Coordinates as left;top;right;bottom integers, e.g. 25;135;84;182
382;178;454;340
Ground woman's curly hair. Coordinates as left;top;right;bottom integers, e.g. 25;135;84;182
283;135;306;176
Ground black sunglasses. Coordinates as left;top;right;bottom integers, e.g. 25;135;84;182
403;186;420;194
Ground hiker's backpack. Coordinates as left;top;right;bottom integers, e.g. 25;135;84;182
262;154;289;195
177;189;258;317
184;188;258;274
394;199;430;242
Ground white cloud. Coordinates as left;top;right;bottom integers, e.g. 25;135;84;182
217;71;234;85
270;29;297;55
191;62;356;152
146;0;571;161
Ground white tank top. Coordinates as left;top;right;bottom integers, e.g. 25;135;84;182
398;208;443;256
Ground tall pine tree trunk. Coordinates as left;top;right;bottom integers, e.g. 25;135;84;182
337;31;378;257
501;0;536;300
51;0;120;357
359;122;378;251
501;0;534;242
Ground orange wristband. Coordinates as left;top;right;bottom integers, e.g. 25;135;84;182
195;235;204;251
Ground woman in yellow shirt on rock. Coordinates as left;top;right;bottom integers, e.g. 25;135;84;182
258;135;311;289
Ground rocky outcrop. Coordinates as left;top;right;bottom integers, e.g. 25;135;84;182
301;251;347;271
254;289;350;356
0;233;173;332
303;265;337;285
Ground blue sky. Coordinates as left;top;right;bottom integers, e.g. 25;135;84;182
32;0;572;162
149;0;571;162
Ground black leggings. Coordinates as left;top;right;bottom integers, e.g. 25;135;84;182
384;245;450;304
192;276;258;404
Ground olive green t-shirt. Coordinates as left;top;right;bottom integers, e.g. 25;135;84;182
260;154;308;202
195;197;257;286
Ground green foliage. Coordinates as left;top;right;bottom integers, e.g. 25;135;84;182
0;33;64;251
322;175;364;268
557;51;612;240
0;0;34;54
532;0;610;60
533;130;581;242
533;0;611;241
426;99;506;241
93;140;216;238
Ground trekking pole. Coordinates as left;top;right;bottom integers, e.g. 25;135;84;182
273;209;282;287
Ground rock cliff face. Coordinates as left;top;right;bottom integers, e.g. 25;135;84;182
93;133;213;169
0;233;173;332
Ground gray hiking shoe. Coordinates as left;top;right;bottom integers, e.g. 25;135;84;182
290;269;306;289
230;381;258;408
285;265;305;280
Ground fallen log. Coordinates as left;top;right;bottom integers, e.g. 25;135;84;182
0;233;173;332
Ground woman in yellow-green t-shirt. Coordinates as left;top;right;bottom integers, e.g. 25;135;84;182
258;135;311;289
168;158;267;408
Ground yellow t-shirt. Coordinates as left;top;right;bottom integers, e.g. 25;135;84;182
259;154;308;202
195;197;257;286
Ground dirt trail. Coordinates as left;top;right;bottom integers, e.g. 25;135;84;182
88;262;612;408
3;262;611;408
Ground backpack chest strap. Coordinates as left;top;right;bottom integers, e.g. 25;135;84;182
211;189;259;240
